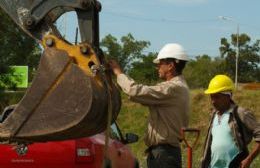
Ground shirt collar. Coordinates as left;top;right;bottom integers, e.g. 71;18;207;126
169;75;184;81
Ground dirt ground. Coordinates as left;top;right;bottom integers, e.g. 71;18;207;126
240;83;260;90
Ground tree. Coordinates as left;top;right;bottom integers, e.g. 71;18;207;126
219;33;260;82
0;8;41;89
0;8;42;111
128;52;158;84
100;34;160;84
183;55;226;88
101;33;150;71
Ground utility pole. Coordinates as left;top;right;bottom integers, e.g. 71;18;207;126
218;16;239;89
235;24;239;89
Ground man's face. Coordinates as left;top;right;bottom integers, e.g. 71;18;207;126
156;60;174;80
210;93;231;112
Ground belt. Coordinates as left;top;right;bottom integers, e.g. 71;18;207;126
145;144;177;154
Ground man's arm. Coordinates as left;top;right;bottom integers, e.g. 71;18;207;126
109;60;174;105
237;107;260;168
240;141;260;168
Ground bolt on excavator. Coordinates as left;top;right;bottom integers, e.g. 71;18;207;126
0;0;121;143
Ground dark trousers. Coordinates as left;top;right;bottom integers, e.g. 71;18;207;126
146;144;182;168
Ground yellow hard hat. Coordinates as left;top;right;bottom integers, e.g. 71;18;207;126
204;75;235;94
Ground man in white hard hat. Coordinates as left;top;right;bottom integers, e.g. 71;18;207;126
109;43;190;168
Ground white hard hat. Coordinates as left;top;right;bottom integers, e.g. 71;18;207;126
153;43;189;64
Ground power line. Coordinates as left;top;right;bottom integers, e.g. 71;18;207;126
104;11;260;32
104;11;218;23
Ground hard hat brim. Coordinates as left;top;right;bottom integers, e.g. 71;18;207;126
204;87;234;94
204;89;215;94
153;58;160;64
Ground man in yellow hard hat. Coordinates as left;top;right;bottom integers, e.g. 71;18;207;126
201;75;260;168
109;43;189;168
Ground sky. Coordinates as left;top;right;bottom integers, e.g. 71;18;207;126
58;0;260;59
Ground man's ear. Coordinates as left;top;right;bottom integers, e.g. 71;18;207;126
168;62;175;71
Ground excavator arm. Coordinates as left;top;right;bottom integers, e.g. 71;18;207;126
0;0;100;45
0;0;121;143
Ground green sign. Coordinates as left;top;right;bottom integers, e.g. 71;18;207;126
10;66;28;88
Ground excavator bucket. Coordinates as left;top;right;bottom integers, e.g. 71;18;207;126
0;35;121;143
0;0;122;143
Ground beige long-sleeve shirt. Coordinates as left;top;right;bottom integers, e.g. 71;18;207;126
117;74;190;147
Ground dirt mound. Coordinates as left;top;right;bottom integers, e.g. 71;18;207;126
241;83;260;90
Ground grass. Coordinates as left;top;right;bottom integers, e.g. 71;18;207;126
117;89;260;168
0;89;259;167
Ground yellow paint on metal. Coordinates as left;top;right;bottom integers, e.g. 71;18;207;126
42;34;103;87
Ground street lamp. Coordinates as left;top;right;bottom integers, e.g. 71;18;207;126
218;16;239;89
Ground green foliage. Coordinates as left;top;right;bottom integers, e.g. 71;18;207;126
117;90;260;168
183;55;226;88
220;33;260;82
101;33;150;71
0;8;41;87
100;33;158;85
0;91;24;113
183;33;260;88
128;52;158;84
101;33;259;88
0;68;22;91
